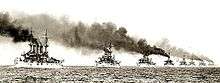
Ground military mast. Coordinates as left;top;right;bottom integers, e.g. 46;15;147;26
95;42;121;67
14;29;64;68
29;28;34;53
180;55;187;66
44;29;48;53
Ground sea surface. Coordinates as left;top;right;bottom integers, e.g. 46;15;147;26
0;66;219;83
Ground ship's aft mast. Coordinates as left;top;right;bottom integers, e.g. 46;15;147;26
44;29;48;52
29;28;34;52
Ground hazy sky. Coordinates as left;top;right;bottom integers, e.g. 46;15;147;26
0;0;220;65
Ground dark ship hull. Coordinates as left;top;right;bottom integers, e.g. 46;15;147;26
14;60;63;68
95;55;121;67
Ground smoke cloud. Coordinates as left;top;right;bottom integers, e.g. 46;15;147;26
9;12;170;58
156;38;214;62
0;13;213;63
0;12;35;43
1;11;213;62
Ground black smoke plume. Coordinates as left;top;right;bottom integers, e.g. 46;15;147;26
0;12;36;43
137;39;170;58
156;38;213;62
61;22;171;58
4;13;170;58
0;12;214;63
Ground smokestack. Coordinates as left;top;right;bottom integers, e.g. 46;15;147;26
36;44;39;53
43;43;48;52
44;30;48;52
32;44;36;53
29;43;33;52
40;45;43;53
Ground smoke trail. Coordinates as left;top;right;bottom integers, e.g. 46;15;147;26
58;21;170;57
156;38;213;62
9;12;170;58
0;12;35;43
199;54;214;63
136;39;170;58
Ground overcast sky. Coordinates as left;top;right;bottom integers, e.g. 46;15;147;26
0;0;220;65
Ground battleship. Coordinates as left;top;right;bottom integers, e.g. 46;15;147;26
13;30;64;68
164;57;175;65
179;55;187;66
199;60;206;66
95;43;121;67
137;55;156;66
188;59;196;66
137;54;175;66
208;61;215;66
0;10;219;83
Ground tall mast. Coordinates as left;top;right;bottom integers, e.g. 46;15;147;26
44;29;48;52
45;29;48;44
29;27;33;52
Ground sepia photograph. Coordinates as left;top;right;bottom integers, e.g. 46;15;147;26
0;0;220;82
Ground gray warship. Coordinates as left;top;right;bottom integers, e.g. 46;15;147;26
164;57;174;65
188;59;196;66
137;55;156;66
95;43;121;67
14;30;64;68
199;60;206;66
179;55;187;66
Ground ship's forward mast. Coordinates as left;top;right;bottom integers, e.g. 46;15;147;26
95;42;121;67
14;29;64;68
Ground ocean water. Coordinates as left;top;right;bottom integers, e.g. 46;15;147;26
0;66;219;83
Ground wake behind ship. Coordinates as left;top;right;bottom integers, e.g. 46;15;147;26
13;30;64;68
